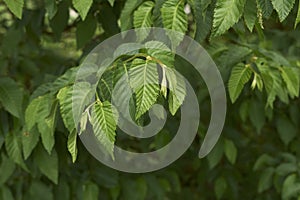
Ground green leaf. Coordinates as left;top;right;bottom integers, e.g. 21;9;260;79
164;67;186;115
129;59;159;119
3;0;24;19
249;99;265;133
38;101;58;154
257;62;284;108
0;77;23;118
280;67;300;98
271;0;296;22
90;101;117;159
22;126;40;160
108;0;115;7
5;132;28;171
67;130;78;163
0;186;14;200
49;1;69;39
83;182;99;200
133;1;155;41
72;81;95;129
25;94;52;131
258;167;274;193
193;0;213;42
214;177;227;199
253;154;276;170
212;0;246;37
122;177;147;200
161;0;188;48
120;0;144;31
257;0;273;18
295;0;300;28
34;144;58;184
218;45;252;68
224;139;237;164
57;86;76;132
76;15;97;49
282;174;300;200
276;116;297;146
244;0;257;32
72;0;93;20
228;64;253;103
145;41;174;68
276;163;297;176
207;139;224;169
27;181;54;200
0;154;15;185
45;0;57;19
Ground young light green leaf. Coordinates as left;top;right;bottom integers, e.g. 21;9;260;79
108;0;115;7
80;111;88;134
57;86;76;132
129;59;159;119
90;101;118;159
161;0;188;48
133;1;155;41
67;130;78;163
224;139;237;164
0;77;23;118
3;0;24;19
244;0;257;32
228;64;253;103
212;0;246;37
165;67;186;115
145;41;174;68
22;126;40;160
72;0;93;20
34;144;58;184
280;67;300;98
271;0;295;22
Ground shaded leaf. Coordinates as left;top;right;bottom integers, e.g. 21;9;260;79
34;144;58;184
0;77;23;118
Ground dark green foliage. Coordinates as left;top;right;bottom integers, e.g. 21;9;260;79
0;0;300;199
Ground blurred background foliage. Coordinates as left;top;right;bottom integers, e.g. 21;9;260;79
0;0;300;199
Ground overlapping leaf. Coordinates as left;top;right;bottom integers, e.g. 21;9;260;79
228;64;253;103
129;59;160;119
133;1;155;41
90;101;118;159
212;0;246;37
